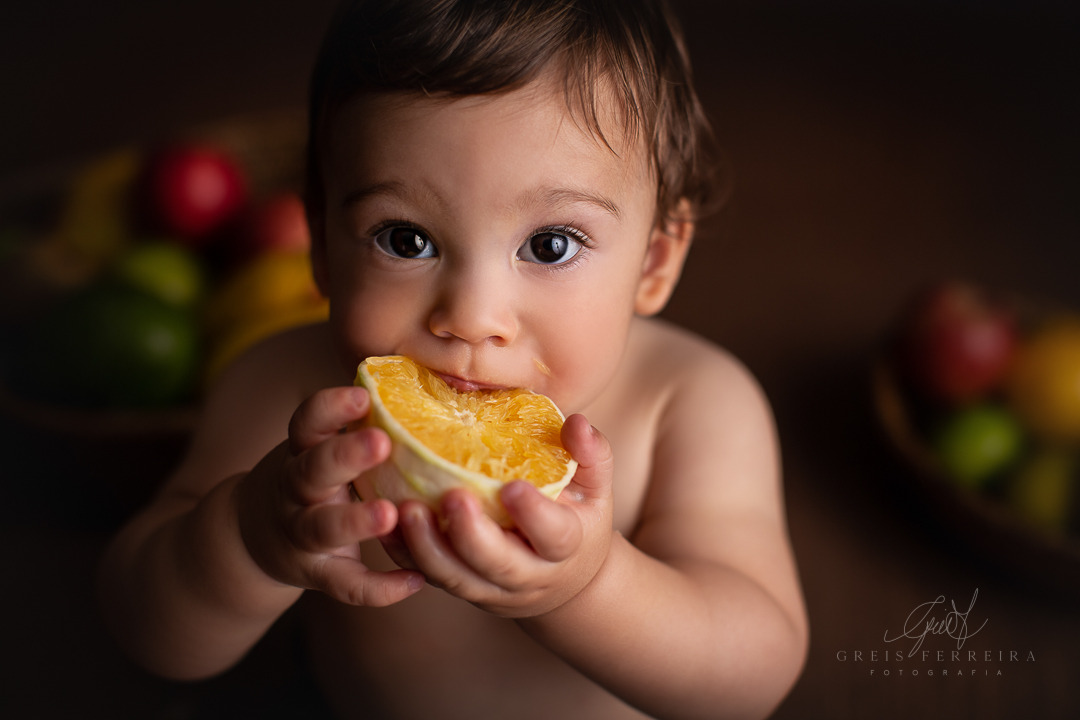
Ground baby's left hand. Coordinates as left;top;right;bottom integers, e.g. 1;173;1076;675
386;413;614;617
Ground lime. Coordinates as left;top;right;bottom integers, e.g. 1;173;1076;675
18;283;200;408
932;404;1025;488
113;240;206;308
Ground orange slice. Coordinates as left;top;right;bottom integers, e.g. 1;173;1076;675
354;355;576;526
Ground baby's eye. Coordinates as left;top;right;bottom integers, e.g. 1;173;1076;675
374;226;437;259
517;230;583;265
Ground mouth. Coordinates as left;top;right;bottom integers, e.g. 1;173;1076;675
436;372;507;394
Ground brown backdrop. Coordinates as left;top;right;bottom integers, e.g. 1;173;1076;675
2;1;1078;718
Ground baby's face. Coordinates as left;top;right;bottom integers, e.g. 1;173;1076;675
316;79;666;412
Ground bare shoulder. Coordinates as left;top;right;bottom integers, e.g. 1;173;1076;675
626;318;771;421
628;319;805;630
167;322;342;496
626;318;784;539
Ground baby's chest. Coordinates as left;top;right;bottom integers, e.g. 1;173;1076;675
592;406;658;535
306;592;647;719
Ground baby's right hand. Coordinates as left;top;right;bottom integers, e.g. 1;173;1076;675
236;386;425;607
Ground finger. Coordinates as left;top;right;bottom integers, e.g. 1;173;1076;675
438;488;539;587
378;526;419;571
289;387;371;453
290;498;398;552
398;500;493;598
500;481;582;562
289;427;390;504
560;414;614;499
316;558;424;607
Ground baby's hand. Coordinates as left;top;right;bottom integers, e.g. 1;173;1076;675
390;414;614;617
237;387;424;607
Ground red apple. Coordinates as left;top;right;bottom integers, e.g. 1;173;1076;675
137;144;247;245
897;281;1018;405
240;191;311;256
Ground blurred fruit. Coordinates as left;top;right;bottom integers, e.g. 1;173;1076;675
54;149;140;263
204;249;324;336
203;302;329;384
897;281;1018;405
136;144;247;244
17;283;200;408
112;240;206;308
240;191;311;257
932;404;1024;488
28;149;141;289
354;355;576;527
1007;448;1076;533
202;249;327;382
1006;319;1080;442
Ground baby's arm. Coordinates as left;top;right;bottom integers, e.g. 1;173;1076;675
97;329;422;680
518;346;808;719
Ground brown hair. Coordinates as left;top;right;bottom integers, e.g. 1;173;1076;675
306;0;721;225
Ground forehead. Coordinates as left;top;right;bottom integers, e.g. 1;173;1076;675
323;79;655;214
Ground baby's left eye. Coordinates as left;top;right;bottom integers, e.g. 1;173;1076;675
517;231;583;265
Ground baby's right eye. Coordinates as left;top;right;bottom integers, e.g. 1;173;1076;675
373;226;438;259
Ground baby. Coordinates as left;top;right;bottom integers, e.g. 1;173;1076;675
99;1;808;718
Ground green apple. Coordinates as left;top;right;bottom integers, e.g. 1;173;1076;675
932;404;1025;488
113;240;206;308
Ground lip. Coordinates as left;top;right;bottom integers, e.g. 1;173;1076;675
436;372;506;393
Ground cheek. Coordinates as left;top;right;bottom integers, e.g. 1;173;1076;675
325;264;427;357
533;279;637;411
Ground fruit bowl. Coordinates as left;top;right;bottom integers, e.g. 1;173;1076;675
0;110;312;519
873;338;1080;598
0;376;198;519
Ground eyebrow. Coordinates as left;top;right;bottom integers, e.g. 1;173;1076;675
343;180;412;208
532;187;622;220
343;181;622;220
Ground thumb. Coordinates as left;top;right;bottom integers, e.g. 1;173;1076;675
560;414;614;501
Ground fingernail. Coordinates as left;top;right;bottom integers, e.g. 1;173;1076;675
361;429;388;458
403;504;425;527
502;480;527;503
442;491;465;515
369;499;389;526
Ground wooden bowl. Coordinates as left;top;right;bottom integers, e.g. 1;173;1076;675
873;356;1080;597
0;110;306;521
0;376;199;522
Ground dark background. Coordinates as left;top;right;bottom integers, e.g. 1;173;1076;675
2;1;1079;718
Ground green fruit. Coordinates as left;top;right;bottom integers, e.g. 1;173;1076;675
17;283;200;408
112;240;206;308
932;405;1024;488
1007;448;1076;533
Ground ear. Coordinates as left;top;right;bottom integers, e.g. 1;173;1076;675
634;199;695;316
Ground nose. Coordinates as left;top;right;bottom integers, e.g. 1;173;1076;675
427;263;518;346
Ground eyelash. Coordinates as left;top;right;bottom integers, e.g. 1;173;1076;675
365;220;596;267
367;219;431;260
528;224;595;271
